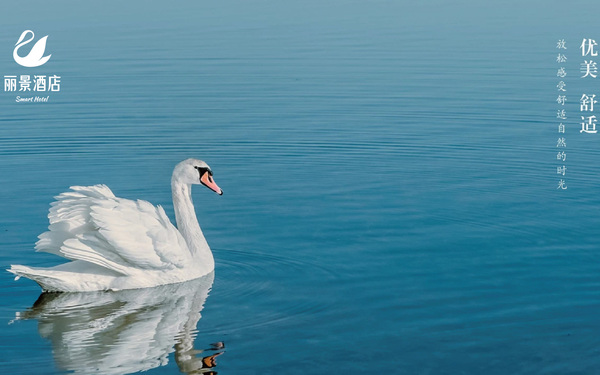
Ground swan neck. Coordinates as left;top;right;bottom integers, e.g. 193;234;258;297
15;31;34;50
171;179;212;263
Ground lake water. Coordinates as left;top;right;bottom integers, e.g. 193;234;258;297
2;1;600;374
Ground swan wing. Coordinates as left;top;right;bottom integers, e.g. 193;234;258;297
36;185;190;275
28;35;49;61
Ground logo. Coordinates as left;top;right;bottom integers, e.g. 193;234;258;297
13;30;51;67
3;29;60;103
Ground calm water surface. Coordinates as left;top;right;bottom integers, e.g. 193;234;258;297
2;1;600;374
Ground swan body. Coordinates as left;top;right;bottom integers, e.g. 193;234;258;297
8;159;223;292
13;30;52;67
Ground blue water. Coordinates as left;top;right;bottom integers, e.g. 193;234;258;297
2;1;600;374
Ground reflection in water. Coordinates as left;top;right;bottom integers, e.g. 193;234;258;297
14;273;224;375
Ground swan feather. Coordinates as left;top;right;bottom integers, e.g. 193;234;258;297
36;185;190;274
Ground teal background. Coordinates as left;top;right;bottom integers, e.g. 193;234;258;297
2;1;600;374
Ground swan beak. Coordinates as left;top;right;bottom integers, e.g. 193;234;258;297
200;171;223;195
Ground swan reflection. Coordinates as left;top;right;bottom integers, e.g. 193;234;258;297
15;273;224;375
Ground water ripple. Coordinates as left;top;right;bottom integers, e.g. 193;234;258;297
203;248;338;334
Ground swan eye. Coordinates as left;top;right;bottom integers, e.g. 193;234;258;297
194;166;212;177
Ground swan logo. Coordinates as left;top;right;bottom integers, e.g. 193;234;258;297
13;30;52;67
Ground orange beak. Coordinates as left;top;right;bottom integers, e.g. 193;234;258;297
201;171;223;195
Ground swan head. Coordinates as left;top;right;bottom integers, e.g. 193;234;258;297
173;158;223;195
15;30;34;46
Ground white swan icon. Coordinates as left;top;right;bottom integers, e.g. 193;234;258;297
13;30;51;67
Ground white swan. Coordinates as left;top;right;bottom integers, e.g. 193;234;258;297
13;30;52;67
8;158;223;292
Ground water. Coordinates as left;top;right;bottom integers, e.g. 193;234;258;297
2;0;600;374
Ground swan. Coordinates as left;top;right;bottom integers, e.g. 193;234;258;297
13;30;52;67
8;158;223;292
